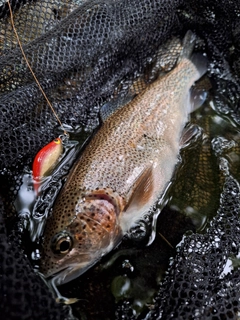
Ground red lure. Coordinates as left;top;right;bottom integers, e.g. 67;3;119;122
32;137;63;193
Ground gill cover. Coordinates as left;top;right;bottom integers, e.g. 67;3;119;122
40;188;124;287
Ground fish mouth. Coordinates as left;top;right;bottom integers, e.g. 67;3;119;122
47;260;98;286
41;265;86;304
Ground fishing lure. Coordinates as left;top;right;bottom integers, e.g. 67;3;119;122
32;137;63;194
7;0;68;195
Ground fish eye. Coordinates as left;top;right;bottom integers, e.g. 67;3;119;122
50;232;73;255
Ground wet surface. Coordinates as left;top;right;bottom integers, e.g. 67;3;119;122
14;89;240;319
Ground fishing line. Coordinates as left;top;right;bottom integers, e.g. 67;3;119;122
7;0;68;137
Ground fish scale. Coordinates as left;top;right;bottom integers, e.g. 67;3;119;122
39;31;207;303
71;60;197;195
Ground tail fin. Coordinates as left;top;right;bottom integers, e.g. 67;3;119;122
177;30;196;62
178;30;196;61
191;52;208;78
178;30;208;78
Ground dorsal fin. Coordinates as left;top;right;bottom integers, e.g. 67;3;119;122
100;95;134;122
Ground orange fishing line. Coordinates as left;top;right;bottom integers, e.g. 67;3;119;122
7;0;68;136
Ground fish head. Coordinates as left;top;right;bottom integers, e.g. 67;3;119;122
40;189;124;285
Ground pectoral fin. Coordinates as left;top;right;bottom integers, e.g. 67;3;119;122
125;166;154;213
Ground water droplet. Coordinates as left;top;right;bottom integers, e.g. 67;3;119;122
31;249;41;261
122;259;134;272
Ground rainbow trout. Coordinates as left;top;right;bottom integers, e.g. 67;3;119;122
40;31;207;300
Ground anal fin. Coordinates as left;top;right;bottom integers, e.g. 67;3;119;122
180;123;202;148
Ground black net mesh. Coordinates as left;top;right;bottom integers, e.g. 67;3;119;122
144;176;240;320
0;0;240;319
